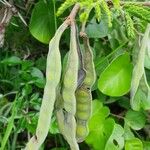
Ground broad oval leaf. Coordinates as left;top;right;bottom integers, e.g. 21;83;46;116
1;56;22;65
143;141;150;150
29;1;55;44
125;110;146;130
125;138;143;150
105;124;124;150
98;53;133;97
86;100;115;150
86;16;109;38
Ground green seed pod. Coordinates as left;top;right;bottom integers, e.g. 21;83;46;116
25;22;68;150
75;25;86;88
76;88;92;120
56;109;79;150
56;22;79;150
62;22;79;115
75;37;96;143
76;109;91;120
82;38;96;88
76;88;90;103
76;120;89;142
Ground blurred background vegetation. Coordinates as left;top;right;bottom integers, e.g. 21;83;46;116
0;0;150;150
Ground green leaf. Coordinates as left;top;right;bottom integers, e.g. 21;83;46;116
86;100;115;150
125;110;146;130
125;138;143;150
26;113;38;134
105;124;124;150
143;141;150;150
34;78;46;88
86;16;109;38
22;60;34;71
30;67;46;88
118;97;130;109
31;67;44;79
98;53;133;97
124;123;135;140
1;56;22;65
22;84;32;96
49;116;59;134
0;100;17;149
29;1;55;44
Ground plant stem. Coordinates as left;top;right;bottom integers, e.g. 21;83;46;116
65;3;80;25
52;0;57;31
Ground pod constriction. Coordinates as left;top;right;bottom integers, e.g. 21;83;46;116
56;22;79;150
76;36;96;143
25;22;68;150
62;22;79;115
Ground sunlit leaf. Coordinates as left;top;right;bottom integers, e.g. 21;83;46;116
98;53;133;96
29;1;55;44
125;110;146;130
125;138;143;150
86;100;115;150
105;124;124;150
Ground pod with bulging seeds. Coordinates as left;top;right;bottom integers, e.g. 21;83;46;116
76;37;96;143
25;22;68;150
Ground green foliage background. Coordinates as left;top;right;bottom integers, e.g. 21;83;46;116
0;0;150;150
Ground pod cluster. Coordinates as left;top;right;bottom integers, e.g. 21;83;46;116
25;21;96;150
55;22;96;150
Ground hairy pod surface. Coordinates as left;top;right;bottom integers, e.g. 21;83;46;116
76;37;96;143
130;24;150;110
76;120;89;142
83;38;96;88
56;22;79;150
25;22;68;150
76;88;92;120
62;22;79;115
55;86;79;150
75;25;86;88
56;109;79;150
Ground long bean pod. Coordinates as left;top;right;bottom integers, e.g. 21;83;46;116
75;25;86;88
82;37;96;88
130;24;150;110
62;22;79;115
56;109;79;150
55;85;79;150
25;22;68;150
76;36;96;143
56;21;79;150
